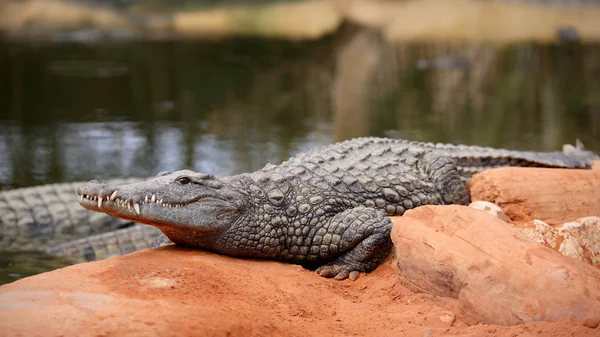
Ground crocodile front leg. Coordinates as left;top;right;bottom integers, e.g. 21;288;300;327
314;207;393;280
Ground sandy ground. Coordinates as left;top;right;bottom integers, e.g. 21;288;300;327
0;244;597;336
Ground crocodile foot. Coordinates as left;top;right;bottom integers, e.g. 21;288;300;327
312;206;393;281
315;264;361;281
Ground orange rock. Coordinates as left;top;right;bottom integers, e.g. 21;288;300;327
469;162;600;225
582;317;600;329
469;200;512;223
1;237;598;336
391;205;600;326
0;245;460;337
521;217;600;268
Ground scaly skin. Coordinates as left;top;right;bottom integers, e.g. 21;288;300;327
45;224;163;262
0;178;143;252
77;137;598;280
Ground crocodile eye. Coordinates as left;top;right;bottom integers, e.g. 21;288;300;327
176;176;191;185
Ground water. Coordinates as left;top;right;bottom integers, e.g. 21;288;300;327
0;252;78;285
1;27;599;283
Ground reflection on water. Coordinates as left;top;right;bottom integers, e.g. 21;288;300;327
0;251;77;285
0;34;341;188
0;120;330;186
1;29;599;190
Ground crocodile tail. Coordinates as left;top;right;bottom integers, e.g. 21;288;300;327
447;141;597;177
563;140;582;152
562;139;599;162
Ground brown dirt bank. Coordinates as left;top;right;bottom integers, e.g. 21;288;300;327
0;245;597;336
4;0;600;42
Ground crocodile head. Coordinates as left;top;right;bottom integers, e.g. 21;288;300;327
77;170;246;247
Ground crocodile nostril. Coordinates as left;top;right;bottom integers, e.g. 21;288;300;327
157;171;171;177
87;179;105;184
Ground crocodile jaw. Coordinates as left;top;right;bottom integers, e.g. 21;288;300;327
77;170;244;236
78;190;208;229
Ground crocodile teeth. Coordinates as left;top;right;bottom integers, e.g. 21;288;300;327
144;195;149;203
127;202;131;210
109;190;118;201
133;203;141;215
151;194;156;203
158;199;163;204
98;197;103;208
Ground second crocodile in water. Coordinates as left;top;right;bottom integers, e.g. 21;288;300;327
77;137;598;280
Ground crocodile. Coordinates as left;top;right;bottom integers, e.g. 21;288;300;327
77;137;598;280
0;178;154;253
45;224;162;262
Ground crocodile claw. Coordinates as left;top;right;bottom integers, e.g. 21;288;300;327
315;264;361;281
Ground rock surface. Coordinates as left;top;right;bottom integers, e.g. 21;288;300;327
469;162;600;225
469;200;512;223
522;217;600;268
391;205;600;326
0;244;598;337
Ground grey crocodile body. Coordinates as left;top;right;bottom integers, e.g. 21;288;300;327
45;224;162;262
77;137;598;279
0;178;162;256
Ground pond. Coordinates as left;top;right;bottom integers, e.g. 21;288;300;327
1;26;599;283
